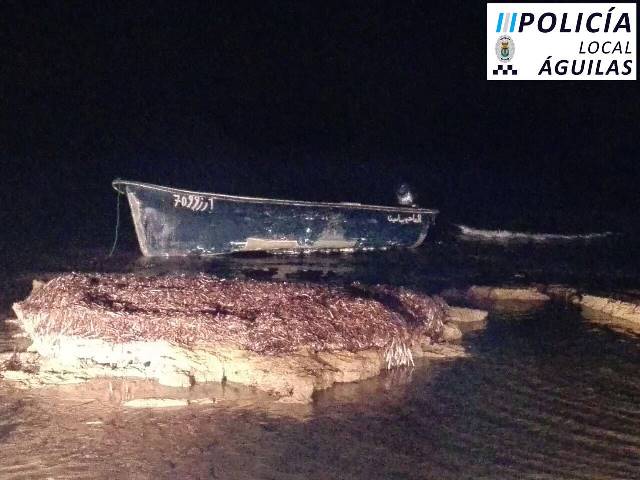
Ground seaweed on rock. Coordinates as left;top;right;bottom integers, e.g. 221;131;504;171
15;273;446;361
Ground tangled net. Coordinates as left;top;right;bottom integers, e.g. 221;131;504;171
15;273;446;365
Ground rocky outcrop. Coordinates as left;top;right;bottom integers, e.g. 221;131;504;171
441;286;550;304
572;295;640;326
441;323;463;342
123;398;215;408
419;343;468;359
1;333;455;402
446;306;488;323
542;285;579;302
466;286;550;302
8;274;457;403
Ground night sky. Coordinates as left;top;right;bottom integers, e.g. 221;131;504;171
2;2;638;251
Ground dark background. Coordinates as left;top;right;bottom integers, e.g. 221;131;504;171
1;1;638;253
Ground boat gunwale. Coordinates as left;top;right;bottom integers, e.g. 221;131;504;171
112;180;439;215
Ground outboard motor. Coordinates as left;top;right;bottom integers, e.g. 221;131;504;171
396;183;415;206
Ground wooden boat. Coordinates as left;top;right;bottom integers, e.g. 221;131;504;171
112;180;438;256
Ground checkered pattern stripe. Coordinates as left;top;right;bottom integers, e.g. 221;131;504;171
493;64;517;75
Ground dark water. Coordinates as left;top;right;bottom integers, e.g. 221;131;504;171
1;236;640;479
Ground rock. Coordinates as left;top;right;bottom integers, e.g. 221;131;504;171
441;286;550;309
544;285;579;302
314;350;384;385
31;279;46;293
1;333;424;403
467;286;550;302
441;324;463;342
124;398;189;408
2;332;468;403
573;295;640;325
9;273;461;403
0;351;39;364
188;398;216;406
579;305;640;335
0;351;40;375
121;398;212;409
419;343;468;359
446;306;488;323
1;369;88;387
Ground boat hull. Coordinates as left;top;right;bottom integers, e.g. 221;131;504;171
113;181;438;256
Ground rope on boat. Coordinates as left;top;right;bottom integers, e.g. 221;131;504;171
108;191;122;257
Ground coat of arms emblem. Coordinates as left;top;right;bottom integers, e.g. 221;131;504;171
495;35;515;62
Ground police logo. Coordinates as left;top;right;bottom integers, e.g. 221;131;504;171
495;35;515;62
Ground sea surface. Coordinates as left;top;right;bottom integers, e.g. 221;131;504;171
1;230;640;479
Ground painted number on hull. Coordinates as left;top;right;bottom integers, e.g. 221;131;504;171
173;194;215;212
387;213;422;224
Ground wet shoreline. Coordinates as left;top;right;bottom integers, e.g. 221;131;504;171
2;301;639;479
1;241;640;478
